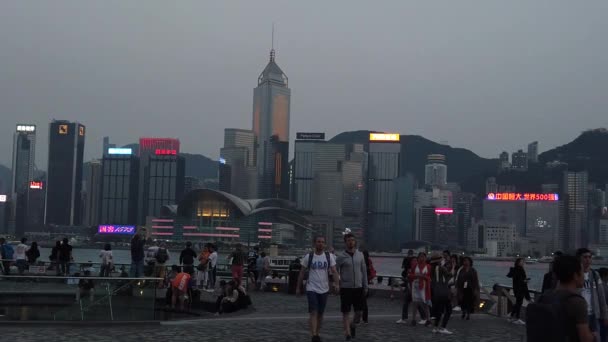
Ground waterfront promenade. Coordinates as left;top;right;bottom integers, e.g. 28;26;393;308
0;291;525;342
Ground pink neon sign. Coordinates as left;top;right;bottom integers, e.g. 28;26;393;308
435;208;454;214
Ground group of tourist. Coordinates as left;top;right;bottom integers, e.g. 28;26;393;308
0;237;72;276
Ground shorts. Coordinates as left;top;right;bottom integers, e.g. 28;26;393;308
340;288;364;313
307;291;329;314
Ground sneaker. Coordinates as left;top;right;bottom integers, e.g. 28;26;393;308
351;324;356;338
438;328;453;335
312;336;321;342
453;306;462;312
417;319;427;325
345;336;352;341
432;328;438;334
362;321;368;326
514;319;526;326
396;319;407;324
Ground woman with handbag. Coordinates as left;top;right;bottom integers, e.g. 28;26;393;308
456;256;480;321
430;254;453;335
197;245;210;289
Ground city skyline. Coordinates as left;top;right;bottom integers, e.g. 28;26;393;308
1;1;608;168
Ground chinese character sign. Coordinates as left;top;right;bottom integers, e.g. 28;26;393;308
487;193;559;201
98;225;136;235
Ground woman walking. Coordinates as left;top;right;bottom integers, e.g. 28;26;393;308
408;252;432;326
507;258;530;325
430;253;453;335
456;256;479;320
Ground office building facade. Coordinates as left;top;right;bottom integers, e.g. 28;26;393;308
527;141;539;164
366;133;401;250
46;120;85;226
252;50;291;199
11;124;36;235
83;160;102;227
100;152;140;226
563;171;589;248
141;154;185;222
424;154;447;188
511;150;528;171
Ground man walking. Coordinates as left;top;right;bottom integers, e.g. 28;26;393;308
577;248;608;341
336;233;368;341
297;236;339;342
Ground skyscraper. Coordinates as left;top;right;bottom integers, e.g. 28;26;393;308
527;141;539;164
46;120;85;226
563;171;589;249
141;151;185;222
424;154;447;188
83;160;102;227
100;150;140;226
11;124;36;235
511;150;528;171
252;49;291;199
366;133;401;251
499;151;510;171
219;129;255;198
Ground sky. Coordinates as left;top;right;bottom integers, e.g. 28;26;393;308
1;1;607;169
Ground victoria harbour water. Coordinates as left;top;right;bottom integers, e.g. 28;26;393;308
39;247;550;290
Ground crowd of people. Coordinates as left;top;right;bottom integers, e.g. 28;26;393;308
0;237;71;276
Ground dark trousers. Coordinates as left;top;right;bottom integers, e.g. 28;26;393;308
511;295;524;319
60;262;70;276
361;294;369;322
432;299;452;328
208;266;217;289
461;288;474;316
2;261;10;275
401;288;425;320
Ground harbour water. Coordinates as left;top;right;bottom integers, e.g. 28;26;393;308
39;247;550;291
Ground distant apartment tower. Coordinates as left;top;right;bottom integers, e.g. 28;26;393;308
424;154;447;188
366;133;401;251
83;160;102;227
184;176;204;195
100;148;140;225
252;49;291;199
293;133;327;213
45;120;85;226
499;151;510;171
511;150;528;171
11;124;36;235
219;129;255;198
141;151;185;222
102;136;116;157
527;141;539;164
394;174;416;244
563;171;589;248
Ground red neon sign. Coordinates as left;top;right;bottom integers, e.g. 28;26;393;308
155;149;177;155
29;181;43;189
139;138;180;155
487;193;559;201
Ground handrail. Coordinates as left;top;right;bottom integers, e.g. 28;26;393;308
0;275;163;281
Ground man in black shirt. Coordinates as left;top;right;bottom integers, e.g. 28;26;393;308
59;238;73;276
179;242;197;273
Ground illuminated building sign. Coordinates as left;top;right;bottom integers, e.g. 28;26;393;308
0;195;6;202
58;125;68;135
369;133;400;142
108;148;133;155
16;125;36;132
155;149;177;155
296;132;325;140
79;126;85;136
486;193;559;201
219;157;226;165
98;225;136;235
435;208;454;214
29;181;43;190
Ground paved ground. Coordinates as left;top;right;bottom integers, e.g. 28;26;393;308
0;292;526;342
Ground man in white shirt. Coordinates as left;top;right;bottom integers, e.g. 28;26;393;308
208;243;218;291
15;238;29;275
297;236;339;342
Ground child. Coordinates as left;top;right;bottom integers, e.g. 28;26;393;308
171;268;193;312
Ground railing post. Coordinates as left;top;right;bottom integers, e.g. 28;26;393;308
107;283;114;321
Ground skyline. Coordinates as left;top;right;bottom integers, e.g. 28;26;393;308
2;1;608;168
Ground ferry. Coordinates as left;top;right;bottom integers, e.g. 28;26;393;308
524;258;539;264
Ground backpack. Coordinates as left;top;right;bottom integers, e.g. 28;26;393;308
305;252;332;281
2;244;14;260
155;248;169;264
431;266;450;301
526;291;582;342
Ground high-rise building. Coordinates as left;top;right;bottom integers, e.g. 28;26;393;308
83;160;102;227
394;174;416;245
416;206;437;242
102;137;116;157
11;124;36;235
252;49;291;199
141;152;185;222
485;177;498;194
220;129;255;198
424;154;447;188
366;133;401;250
527;141;539;164
184;176;203;195
499;151;510;171
100;149;140;226
293;134;326;213
46;120;85;226
563;171;589;248
312;172;343;217
511;150;528;171
341;159;366;217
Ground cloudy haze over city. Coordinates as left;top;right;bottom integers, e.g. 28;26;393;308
1;1;607;167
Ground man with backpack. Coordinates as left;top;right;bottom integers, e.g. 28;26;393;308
577;248;608;341
0;238;14;275
154;243;171;283
179;241;197;273
296;236;339;342
527;255;594;342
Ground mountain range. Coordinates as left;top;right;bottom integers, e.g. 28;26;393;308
2;129;608;196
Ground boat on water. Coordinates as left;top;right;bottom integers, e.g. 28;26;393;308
525;258;539;264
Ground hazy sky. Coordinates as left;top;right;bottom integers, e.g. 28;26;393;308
1;1;607;169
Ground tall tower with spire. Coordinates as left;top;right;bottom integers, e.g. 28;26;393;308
252;46;291;199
